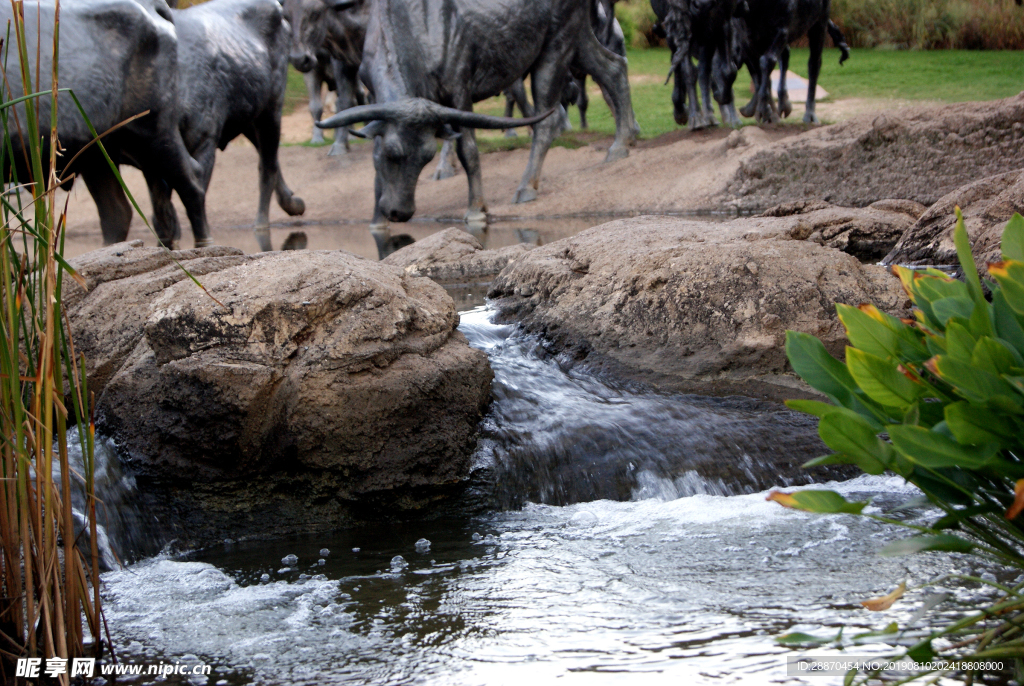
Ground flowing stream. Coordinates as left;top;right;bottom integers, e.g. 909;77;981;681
87;307;1002;685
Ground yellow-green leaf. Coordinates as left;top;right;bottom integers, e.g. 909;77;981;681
1002;213;1024;262
888;424;999;470
818;407;891;474
846;347;923;408
989;260;1024;316
838;303;899;359
766;489;867;514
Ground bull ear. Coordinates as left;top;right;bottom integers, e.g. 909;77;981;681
348;121;385;139
438;124;462;141
321;0;358;9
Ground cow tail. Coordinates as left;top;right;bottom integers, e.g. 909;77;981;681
827;19;850;65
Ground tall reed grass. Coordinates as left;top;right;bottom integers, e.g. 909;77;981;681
0;0;103;681
615;0;1024;50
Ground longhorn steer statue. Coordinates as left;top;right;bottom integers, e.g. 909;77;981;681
283;0;370;156
732;0;847;124
317;0;639;256
651;0;741;130
144;0;305;252
1;0;213;247
575;0;628;129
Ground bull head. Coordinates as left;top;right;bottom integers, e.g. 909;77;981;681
317;98;554;222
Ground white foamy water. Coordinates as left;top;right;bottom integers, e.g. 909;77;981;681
97;306;998;685
100;474;986;685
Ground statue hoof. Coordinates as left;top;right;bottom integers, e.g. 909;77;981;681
604;144;629;163
327;143;348;157
465;209;487;225
803;112;820;125
674;108;688;126
282;195;305;216
512;186;537;204
310;131;325;145
194;237;213;249
504;129;518;138
432;166;457;181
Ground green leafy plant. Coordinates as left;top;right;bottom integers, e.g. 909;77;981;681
778;210;1024;682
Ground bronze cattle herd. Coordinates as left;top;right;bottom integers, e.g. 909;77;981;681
3;0;849;256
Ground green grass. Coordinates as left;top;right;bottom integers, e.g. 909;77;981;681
804;47;1024;100
285;46;1024;145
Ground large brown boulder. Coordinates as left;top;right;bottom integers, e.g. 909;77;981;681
382;227;533;282
488;216;910;400
884;168;1024;269
758;199;921;261
382;227;536;310
724;94;1024;212
65;243;493;544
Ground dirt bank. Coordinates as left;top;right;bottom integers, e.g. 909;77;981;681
59;94;1024;256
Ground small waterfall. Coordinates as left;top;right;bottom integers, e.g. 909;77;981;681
459;306;839;508
56;427;154;569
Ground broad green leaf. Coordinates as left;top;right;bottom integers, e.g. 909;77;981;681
910;399;947;427
954;208;987;308
945;321;976;362
837;303;898;359
969;295;995;338
945;402;1018;444
767;489;868;514
925;335;947;357
972;337;1018;376
930;296;975;324
907;639;936;663
992;290;1024;356
888;424;1000;470
914;273;970;305
928;355;1021;404
819;408;891;474
880;534;975;556
1002;213;1024;262
1006;376;1024;399
785;399;838;418
777;630;842;646
988;260;1024;316
846;347;923;408
786;331;881;423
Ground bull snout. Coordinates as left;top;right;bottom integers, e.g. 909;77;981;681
379;193;415;222
385;206;414;223
289;51;316;73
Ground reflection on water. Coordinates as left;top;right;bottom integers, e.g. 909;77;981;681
60;214;730;261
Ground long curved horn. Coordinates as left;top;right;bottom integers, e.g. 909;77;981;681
316;104;400;129
428;104;558;130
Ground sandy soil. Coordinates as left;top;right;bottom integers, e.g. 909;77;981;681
59;96;927;258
